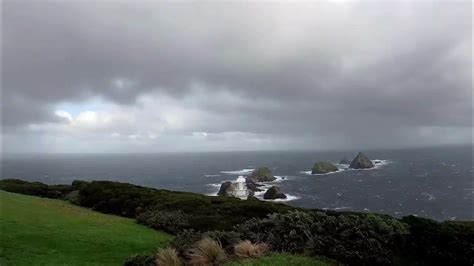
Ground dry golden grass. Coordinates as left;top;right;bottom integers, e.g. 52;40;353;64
156;248;183;266
234;240;269;259
189;238;226;266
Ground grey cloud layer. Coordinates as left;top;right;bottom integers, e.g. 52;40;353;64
2;1;472;151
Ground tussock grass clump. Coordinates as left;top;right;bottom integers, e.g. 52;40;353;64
234;240;269;259
189;238;226;265
156;248;183;266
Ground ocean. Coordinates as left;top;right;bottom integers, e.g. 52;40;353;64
2;145;472;221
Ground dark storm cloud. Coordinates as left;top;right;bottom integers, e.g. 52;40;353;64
2;1;472;150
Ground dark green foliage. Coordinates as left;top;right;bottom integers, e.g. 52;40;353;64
3;178;474;266
395;215;474;265
171;230;204;257
77;180;293;231
204;230;242;252
1;179;293;231
123;254;156;266
71;180;89;190
137;209;190;234
394;234;474;266
402;215;474;234
0;179;72;199
236;211;409;265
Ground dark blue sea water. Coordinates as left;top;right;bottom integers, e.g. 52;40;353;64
2;145;472;221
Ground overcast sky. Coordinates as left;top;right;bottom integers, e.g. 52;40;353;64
2;1;472;153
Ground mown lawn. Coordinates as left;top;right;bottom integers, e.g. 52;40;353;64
0;191;172;265
226;253;334;266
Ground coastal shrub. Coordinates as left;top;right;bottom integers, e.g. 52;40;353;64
76;180;292;231
204;230;242;253
63;190;80;204
0;179;72;199
234;240;269;259
137;209;190;234
396;215;474;265
156;248;183;266
188;238;226;266
235;211;314;253
401;215;474;234
123;254;156;266
394;233;474;266
172;230;204;257
235;210;408;265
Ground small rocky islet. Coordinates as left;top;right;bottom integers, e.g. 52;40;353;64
311;152;375;175
349;152;375;169
263;185;287;200
311;161;339;174
217;152;376;200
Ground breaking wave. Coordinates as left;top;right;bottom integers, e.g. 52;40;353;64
220;168;254;175
204;174;221;177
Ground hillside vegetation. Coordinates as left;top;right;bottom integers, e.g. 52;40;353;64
0;191;172;265
1;179;473;265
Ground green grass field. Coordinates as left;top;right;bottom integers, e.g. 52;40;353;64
226;253;333;266
0;191;172;265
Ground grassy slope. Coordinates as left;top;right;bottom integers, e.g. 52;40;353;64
0;191;172;266
226;253;333;266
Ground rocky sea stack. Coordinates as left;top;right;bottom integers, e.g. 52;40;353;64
311;161;338;174
263;185;287;200
349;152;374;169
217;181;235;197
246;167;276;182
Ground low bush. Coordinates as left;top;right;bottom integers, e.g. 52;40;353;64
236;211;409;265
156;248;183;266
189;238;226;266
0;179;73;199
204;230;242;253
76;180;293;231
171;230;204;258
137;209;190;234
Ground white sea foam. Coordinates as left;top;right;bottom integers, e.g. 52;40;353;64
204;174;221;177
271;175;291;183
220;168;254;175
421;192;437;201
206;183;223;188
323;206;351;211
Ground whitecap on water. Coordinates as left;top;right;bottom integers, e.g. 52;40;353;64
220;168;254;175
204;174;221;177
206;183;222;188
271;175;292;182
323;206;351;211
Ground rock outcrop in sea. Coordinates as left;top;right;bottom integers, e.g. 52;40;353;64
349;152;374;169
246;167;276;182
263;185;287;199
245;179;264;192
217;181;235;197
311;161;339;174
